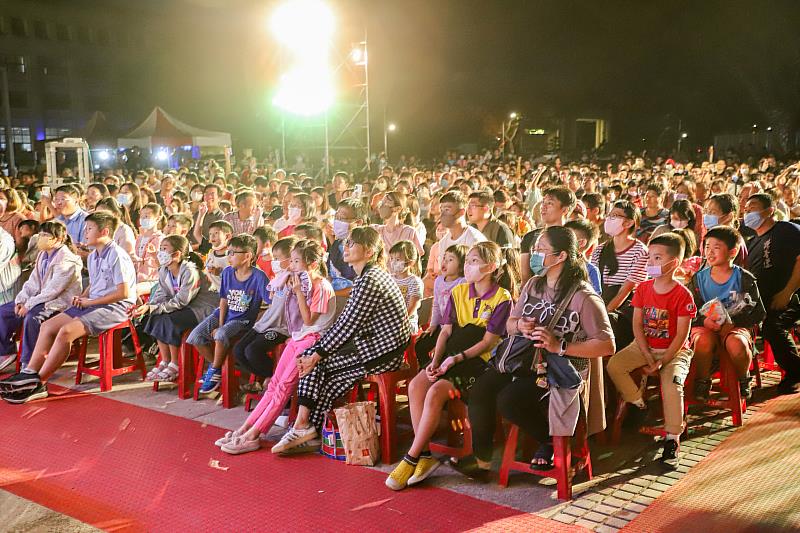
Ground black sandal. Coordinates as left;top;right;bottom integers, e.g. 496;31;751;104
530;442;554;471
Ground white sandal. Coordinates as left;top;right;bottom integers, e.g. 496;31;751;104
146;362;167;382
154;363;179;383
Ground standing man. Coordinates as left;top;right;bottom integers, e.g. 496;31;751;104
192;184;225;253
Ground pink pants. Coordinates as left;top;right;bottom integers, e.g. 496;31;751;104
245;333;320;433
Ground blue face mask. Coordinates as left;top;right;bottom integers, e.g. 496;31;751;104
529;251;551;276
440;179;449;189
744;210;765;230
703;213;719;229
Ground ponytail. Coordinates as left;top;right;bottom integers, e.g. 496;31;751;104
497;246;521;300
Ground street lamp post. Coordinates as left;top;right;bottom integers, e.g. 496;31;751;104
384;122;396;161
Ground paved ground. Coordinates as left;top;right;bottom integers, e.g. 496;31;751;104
0;343;785;532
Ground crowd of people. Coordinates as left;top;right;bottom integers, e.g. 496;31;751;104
0;149;799;492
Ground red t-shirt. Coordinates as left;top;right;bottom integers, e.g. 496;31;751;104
631;279;697;349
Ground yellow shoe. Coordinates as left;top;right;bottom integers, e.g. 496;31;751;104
408;455;441;486
385;459;416;491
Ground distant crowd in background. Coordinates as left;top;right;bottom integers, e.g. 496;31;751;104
0;145;799;491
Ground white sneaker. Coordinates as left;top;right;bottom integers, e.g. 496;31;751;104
271;425;318;454
214;429;243;447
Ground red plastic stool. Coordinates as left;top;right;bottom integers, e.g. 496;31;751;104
498;418;592;500
153;331;199;399
362;363;416;464
429;397;472;459
685;348;746;427
193;342;241;408
611;370;689;444
75;320;146;391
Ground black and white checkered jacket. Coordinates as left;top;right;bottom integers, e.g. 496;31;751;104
308;264;410;364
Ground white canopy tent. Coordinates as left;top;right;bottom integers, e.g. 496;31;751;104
117;106;232;150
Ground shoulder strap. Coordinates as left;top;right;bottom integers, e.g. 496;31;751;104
530;283;580;371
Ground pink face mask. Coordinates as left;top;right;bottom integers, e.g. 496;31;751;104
464;264;485;284
604;216;625;237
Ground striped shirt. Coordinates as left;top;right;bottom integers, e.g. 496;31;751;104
590;239;649;287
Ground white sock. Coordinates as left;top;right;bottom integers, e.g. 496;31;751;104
666;433;680;442
168;362;179;370
22;368;37;374
632;398;646;409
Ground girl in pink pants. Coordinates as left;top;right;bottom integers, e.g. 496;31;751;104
215;239;336;455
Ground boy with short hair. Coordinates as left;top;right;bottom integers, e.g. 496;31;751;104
188;234;271;393
687;226;765;400
607;233;696;462
205;220;233;292
254;226;278;277
0;212;136;403
165;213;193;238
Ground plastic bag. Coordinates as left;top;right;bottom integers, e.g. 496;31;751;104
700;298;730;326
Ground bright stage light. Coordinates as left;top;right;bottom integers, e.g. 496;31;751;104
350;46;367;65
271;0;334;52
98;150;110;161
273;64;335;116
387;123;397;132
155;149;169;161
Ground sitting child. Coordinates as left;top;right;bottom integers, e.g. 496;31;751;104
233;236;297;379
389;240;424;334
133;235;218;382
607;233;696;462
254;226;278;278
205;220;233;292
215;239;336;455
188;234;270;393
414;244;467;368
0;221;82;372
164;213;193;238
687;226;765;400
0;212;137;403
132;202;164;296
565;219;602;294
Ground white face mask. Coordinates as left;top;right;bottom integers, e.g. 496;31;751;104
191;191;203;202
333;219;350;240
140;217;156;230
288;207;302;222
390;259;406;274
117;193;130;206
673;193;688;201
670;218;689;229
157;250;173;266
271;259;285;274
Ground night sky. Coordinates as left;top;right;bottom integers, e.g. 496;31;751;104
132;0;800;156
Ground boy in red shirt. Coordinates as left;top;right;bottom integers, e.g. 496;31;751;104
607;233;696;462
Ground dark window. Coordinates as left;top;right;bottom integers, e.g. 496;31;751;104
8;91;28;108
34;20;48;39
76;25;91;44
10;17;26;37
3;55;26;74
44;93;71;110
56;23;70;41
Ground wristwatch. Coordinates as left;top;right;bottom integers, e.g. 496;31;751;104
558;339;568;356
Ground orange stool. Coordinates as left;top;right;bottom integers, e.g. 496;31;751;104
611;369;689;443
498;418;592;500
75;320;146;391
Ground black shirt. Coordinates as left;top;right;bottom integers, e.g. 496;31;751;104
521;228;544;254
747;221;800;303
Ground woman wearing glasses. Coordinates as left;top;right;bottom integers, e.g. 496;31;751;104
0;221;82;373
590;200;649;349
271;226;411;454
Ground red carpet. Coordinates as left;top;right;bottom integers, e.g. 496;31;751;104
0;385;582;532
623;393;800;533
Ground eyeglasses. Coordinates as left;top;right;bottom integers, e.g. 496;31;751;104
343;239;360;248
226;250;248;256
